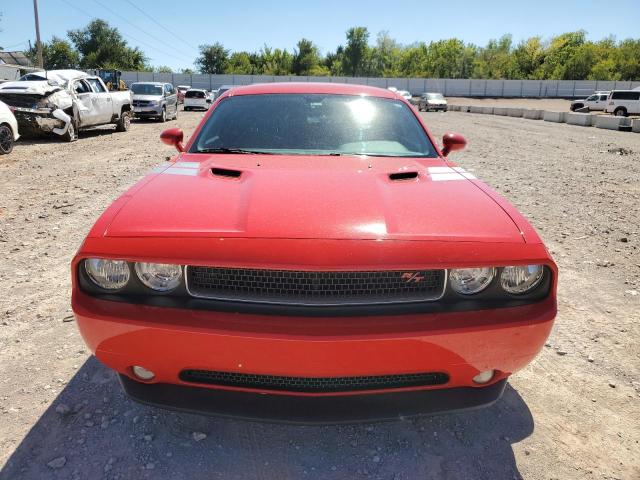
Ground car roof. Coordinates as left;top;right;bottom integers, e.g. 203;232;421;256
131;82;166;86
224;82;400;99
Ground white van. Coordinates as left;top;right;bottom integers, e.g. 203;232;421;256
604;90;640;116
184;89;211;111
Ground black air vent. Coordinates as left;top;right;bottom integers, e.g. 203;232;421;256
211;167;242;178
389;171;418;181
179;369;450;393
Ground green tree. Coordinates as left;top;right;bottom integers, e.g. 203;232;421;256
512;37;545;79
154;65;173;73
292;39;321;75
343;27;370;76
226;51;254;74
537;31;587;79
68;19;147;70
27;36;80;69
181;67;194;74
614;39;640;81
195;42;229;74
260;46;293;75
371;31;401;77
473;35;515;79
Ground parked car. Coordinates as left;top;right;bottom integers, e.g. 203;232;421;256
72;83;557;422
569;91;609;111
214;85;234;99
183;89;211;111
131;82;178;122
418;93;448;112
604;90;640;116
0;69;132;142
176;85;191;104
397;90;412;102
0;100;19;154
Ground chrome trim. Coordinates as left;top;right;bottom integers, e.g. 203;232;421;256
184;266;448;306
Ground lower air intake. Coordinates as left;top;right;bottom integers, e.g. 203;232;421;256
179;370;450;393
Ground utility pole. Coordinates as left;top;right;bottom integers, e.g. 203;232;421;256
33;0;44;68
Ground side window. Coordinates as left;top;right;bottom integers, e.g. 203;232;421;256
585;95;596;101
165;84;174;95
73;80;91;94
600;95;608;101
87;78;106;93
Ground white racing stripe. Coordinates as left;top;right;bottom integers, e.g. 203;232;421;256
428;166;476;181
152;161;201;176
173;161;200;169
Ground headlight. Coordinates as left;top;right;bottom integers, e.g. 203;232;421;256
84;259;130;290
149;100;159;106
135;262;182;291
449;267;495;295
500;265;544;294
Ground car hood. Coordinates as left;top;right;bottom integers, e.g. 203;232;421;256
105;154;523;243
0;80;63;96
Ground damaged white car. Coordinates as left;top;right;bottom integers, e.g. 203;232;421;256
0;69;132;142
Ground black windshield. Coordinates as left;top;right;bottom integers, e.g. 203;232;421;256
190;94;437;157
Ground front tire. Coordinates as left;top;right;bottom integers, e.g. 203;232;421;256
159;107;167;122
115;111;131;132
614;107;627;117
62;116;78;142
0;125;14;154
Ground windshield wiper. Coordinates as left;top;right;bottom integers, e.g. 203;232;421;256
194;147;276;155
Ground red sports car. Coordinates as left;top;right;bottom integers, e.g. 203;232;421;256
72;83;557;422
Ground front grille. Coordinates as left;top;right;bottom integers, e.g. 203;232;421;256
179;370;449;393
133;100;151;107
186;267;446;305
0;93;42;109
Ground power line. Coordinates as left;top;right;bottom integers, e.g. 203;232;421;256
3;40;30;50
91;0;193;61
55;0;193;64
120;0;197;51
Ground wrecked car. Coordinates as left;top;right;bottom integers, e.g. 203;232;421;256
0;69;132;142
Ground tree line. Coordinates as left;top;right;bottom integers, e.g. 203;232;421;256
27;19;640;81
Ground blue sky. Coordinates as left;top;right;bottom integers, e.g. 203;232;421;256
2;0;639;71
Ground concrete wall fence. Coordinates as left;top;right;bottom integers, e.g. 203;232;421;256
122;71;640;98
452;104;638;133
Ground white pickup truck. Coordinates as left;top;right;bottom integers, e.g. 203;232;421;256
0;69;132;141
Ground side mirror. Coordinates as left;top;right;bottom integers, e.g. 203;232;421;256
441;132;466;156
206;98;212;103
160;128;185;153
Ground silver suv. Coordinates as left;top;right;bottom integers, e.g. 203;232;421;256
131;82;178;122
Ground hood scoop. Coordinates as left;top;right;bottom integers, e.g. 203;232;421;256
211;167;243;179
388;171;418;181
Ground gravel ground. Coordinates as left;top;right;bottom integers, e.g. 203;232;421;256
0;109;638;480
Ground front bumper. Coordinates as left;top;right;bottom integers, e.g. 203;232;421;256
14;109;65;135
133;105;163;116
120;374;507;423
73;286;555;419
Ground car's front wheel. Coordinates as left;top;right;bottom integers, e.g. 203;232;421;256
115;111;131;132
0;124;14;154
614;107;627;117
62;117;78;142
159;107;167;122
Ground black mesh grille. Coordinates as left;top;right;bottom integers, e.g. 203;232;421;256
186;267;445;305
179;370;449;393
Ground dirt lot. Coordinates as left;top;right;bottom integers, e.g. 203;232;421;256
0;109;638;480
